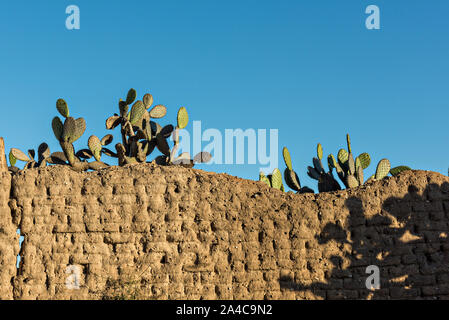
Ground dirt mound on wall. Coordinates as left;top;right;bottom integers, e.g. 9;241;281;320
2;163;449;299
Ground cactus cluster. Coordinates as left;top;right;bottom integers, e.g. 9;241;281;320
258;148;314;194
306;143;342;193
275;133;412;194
105;89;211;168
8;143;51;173
259;168;286;192
51;99;109;172
308;134;372;191
7;88;211;174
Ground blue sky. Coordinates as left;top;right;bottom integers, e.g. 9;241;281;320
1;0;448;192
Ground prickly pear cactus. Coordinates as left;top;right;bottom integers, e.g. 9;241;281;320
56;99;69;118
306;143;341;193
88;135;102;162
259;171;271;187
177;107;189;129
375;159;391;180
390;165;411;176
126;88;137;105
283;147;293;171
281;146;314;193
270;168;283;190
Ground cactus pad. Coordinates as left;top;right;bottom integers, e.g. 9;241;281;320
9;151;16;167
143;93;153;109
346;174;359;188
177;107;189;129
346;133;352;153
106;116;121;130
337;149;348;167
11;148;30;162
347;153;355;175
156;135;170;156
149;105;167;119
73;118;86;143
259;172;271;187
101;134;114;146
270;168;283;190
56;99;69;118
317;143;323;160
62;117;76;142
357;153;371;169
75;149;93;160
49;152;68;165
126;88;137;105
38;143;50;160
328;154;337;169
307;166;320;180
88;135;102;161
375;159;391;180
390;166;411;176
282;147;292;171
52;117;63;141
119;99;129;117
161;125;174;138
356;164;364;185
284;168;301;191
129;101;146;125
313;157;324;174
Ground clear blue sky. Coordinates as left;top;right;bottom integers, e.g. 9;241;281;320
1;0;448;192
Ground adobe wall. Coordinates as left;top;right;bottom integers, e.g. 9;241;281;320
0;164;449;300
0;172;19;299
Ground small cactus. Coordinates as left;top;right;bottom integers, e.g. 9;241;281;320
306;134;408;191
307;143;341;193
259;171;271;187
281;146;313;194
51;99;86;167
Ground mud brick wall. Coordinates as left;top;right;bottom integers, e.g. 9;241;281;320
0;172;19;299
1;164;449;300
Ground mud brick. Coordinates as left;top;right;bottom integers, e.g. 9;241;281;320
279;289;296;300
377;255;402;266
264;290;282;300
343;277;365;290
389;287;420;299
429;211;445;221
408;274;435;286
200;284;217;299
437;274;449;284
232;271;248;283
214;284;233;299
422;285;449;296
360;288;390;299
327;289;358;300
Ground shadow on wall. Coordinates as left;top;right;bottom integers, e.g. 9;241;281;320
279;182;449;299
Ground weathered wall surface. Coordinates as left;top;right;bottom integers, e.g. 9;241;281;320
0;164;449;300
0;172;19;299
